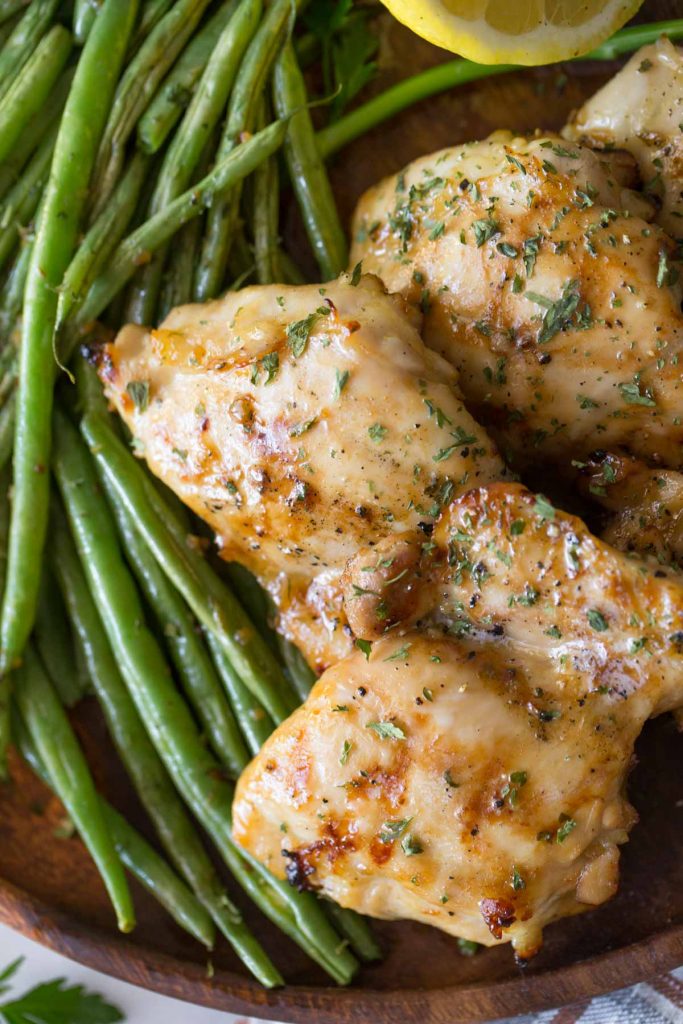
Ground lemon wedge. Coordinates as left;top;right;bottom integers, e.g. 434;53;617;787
379;0;644;65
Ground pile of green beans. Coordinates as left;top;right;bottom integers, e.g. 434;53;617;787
0;0;677;988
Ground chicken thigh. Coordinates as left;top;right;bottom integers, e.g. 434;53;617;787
350;130;683;474
233;483;683;958
565;38;683;238
99;274;506;670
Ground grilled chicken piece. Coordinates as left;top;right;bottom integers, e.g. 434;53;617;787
233;483;683;958
579;453;683;569
565;39;683;238
99;274;505;671
350;132;683;474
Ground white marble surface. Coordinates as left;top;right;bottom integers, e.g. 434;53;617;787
0;922;280;1023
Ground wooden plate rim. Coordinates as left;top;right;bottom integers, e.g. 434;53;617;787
1;872;681;1023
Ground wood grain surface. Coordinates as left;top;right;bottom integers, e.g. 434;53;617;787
2;4;682;1019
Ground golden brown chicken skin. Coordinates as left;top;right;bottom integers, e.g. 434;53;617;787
350;133;683;474
233;484;683;958
99;274;506;671
566;39;683;238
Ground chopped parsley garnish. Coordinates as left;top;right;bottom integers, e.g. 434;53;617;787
401;833;424;856
522;235;541;277
289;418;317;437
261;351;279;383
126;379;150;412
472;216;499;247
556;815;577;843
333;368;350;399
619;380;656;407
526;279;586;344
368;422;387;443
379;818;411;843
286;308;328;357
511;865;526;890
533;494;555;520
356;638;372;660
384;643;411;663
350;260;362;286
586;609;608;632
367;720;406;740
340;740;352;765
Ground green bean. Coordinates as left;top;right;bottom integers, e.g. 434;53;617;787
0;123;55;271
128;0;174;54
51;416;281;986
0;457;9;778
195;0;293;301
74;118;288;334
35;563;83;708
62;403;357;984
127;0;262;320
155;128;214;319
0;67;71;202
102;804;214;948
157;208;203;318
317;19;683;159
273;41;346;278
0;0;138;682
51;480;241;950
0;1;29;25
326;903;382;963
80;408;297;723
274;247;306;285
205;630;273;757
15;644;135;933
0;390;13;470
137;0;239;154
58;151;151;330
277;633;316;703
0;236;30;341
0;24;71;167
73;0;98;43
90;0;214;218
252;100;280;286
0;0;58;101
102;480;250;777
13;708;215;949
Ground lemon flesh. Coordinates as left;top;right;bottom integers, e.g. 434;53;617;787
380;0;644;65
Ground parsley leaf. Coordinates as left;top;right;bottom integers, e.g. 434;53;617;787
526;279;585;344
261;351;279;384
125;380;149;413
368;422;387;443
379;818;412;843
287;308;328;358
619;381;656;407
356;638;372;660
556;815;577;843
333;368;350;399
587;608;608;632
0;960;124;1024
533;494;555;520
472;217;500;247
367;720;406;740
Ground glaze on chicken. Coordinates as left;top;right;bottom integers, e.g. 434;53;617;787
350;131;683;474
99;274;505;671
233;484;683;957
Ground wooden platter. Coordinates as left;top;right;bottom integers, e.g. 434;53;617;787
2;4;682;1019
